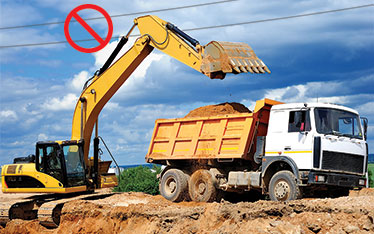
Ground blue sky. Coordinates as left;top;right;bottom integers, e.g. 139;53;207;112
0;0;373;165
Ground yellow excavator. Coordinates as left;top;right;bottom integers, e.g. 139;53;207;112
0;15;270;227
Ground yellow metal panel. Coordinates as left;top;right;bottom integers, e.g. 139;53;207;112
155;123;174;140
220;139;240;154
214;119;228;156
200;119;221;137
1;163;88;193
191;121;203;155
253;98;283;113
173;141;192;156
100;174;118;188
135;15;202;73
166;122;181;156
177;121;196;138
196;139;215;157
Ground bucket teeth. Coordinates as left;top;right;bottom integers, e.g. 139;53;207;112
201;41;270;79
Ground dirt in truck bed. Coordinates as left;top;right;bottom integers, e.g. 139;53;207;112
1;188;374;234
184;102;251;118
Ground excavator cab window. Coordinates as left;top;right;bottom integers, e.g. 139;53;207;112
36;143;64;183
62;144;86;187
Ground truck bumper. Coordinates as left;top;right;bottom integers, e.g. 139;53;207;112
307;171;366;188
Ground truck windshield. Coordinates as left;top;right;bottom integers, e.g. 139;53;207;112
314;108;362;139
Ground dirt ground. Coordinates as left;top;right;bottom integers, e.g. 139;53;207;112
1;188;374;234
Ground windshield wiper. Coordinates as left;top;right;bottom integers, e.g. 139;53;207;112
324;130;343;137
324;131;360;139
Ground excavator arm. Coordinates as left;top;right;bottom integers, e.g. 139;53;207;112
71;15;270;167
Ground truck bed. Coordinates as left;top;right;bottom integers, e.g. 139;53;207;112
146;99;282;163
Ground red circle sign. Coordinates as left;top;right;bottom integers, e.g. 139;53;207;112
64;4;113;53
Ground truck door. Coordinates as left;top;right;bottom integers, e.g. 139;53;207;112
266;109;314;169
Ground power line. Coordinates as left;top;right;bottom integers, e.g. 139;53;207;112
185;4;374;31
0;0;237;30
0;4;372;49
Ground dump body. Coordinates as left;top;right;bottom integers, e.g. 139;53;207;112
146;99;282;163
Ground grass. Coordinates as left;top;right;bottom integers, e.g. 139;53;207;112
368;163;374;188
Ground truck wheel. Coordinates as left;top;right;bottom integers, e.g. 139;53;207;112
160;169;188;202
269;170;300;202
189;169;217;202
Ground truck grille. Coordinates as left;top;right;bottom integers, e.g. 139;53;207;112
322;151;364;174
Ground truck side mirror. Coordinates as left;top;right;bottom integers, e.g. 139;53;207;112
361;117;368;140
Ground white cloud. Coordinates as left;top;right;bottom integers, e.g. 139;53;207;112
0;3;42;27
0;110;18;122
37;59;62;68
260;78;373;106
42;93;78;111
105;102;120;111
69;70;90;92
37;133;48;141
356;102;374;116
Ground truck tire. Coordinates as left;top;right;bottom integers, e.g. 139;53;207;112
189;169;217;202
160;169;188;202
269;170;300;202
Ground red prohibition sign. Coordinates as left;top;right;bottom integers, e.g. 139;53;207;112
64;4;113;53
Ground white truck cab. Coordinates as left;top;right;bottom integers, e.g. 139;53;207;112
263;102;368;196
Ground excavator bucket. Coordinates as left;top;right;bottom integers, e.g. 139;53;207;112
200;41;270;79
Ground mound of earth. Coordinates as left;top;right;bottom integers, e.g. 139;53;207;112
2;189;374;234
185;102;251;118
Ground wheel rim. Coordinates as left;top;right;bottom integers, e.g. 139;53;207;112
274;180;290;201
165;177;177;196
196;180;207;195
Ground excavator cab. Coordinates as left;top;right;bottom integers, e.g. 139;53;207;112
2;140;88;193
2;139;118;193
35;141;86;188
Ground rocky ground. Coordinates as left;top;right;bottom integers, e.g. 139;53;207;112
1;188;374;234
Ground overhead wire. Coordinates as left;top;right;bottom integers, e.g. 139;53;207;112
0;4;372;49
0;0;238;30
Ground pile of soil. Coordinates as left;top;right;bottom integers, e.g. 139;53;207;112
185;102;251;118
2;189;374;234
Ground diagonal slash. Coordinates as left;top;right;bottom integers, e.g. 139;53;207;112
64;4;113;53
73;12;104;44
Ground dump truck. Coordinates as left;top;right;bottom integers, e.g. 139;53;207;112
146;99;369;202
1;15;269;227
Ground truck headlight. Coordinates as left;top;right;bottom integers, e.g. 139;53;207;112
359;179;366;186
315;175;325;182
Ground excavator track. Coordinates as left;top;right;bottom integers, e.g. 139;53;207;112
37;192;114;228
0;198;37;225
0;193;55;226
0;191;114;228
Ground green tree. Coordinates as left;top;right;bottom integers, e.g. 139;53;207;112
369;167;374;188
113;165;161;195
